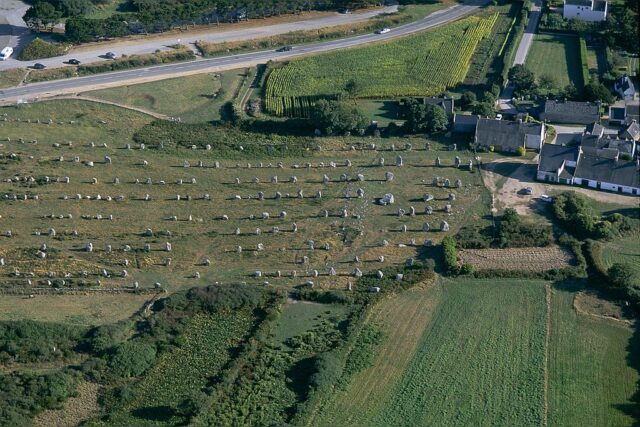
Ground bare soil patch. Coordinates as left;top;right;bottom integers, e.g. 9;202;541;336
459;245;574;271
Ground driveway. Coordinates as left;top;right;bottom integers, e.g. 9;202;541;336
0;0;33;56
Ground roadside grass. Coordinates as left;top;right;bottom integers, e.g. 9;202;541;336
526;33;583;89
86;70;247;122
0;68;27;89
0;294;155;325
548;284;639;426
270;301;348;347
315;283;443;426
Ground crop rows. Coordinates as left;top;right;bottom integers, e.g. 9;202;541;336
265;15;498;117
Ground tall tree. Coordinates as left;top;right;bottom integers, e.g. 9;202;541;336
23;2;62;31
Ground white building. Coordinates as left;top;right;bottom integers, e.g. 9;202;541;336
563;0;608;22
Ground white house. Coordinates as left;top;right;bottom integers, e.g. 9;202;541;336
563;0;607;22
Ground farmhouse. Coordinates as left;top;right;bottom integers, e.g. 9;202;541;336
453;113;480;133
563;0;607;22
423;96;455;118
537;142;640;195
540;99;601;124
614;75;637;101
474;118;545;152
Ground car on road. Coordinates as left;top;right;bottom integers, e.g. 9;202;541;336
67;58;81;65
375;28;391;34
276;46;293;52
0;47;13;61
33;63;46;70
540;194;553;202
105;52;117;59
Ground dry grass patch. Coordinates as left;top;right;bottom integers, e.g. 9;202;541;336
32;380;100;427
459;245;574;271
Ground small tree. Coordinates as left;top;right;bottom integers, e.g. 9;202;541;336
344;79;359;99
508;64;536;96
403;103;448;134
460;91;477;108
472;102;496;118
608;263;637;289
23;2;62;31
581;77;615;104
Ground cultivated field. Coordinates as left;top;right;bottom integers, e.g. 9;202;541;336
316;278;640;427
264;15;498;116
548;286;638;426
459;245;575;271
525;33;583;89
0;99;491;302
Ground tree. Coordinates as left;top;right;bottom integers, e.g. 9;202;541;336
403;102;448;134
538;74;557;90
310;99;368;135
344;79;359;99
581;77;615;104
508;64;536;95
109;341;157;378
471;102;496;118
460;91;476;108
23;2;62;31
608;263;638;289
562;82;579;99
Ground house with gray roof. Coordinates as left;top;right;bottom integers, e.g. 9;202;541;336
537;144;580;184
474;118;545;152
540;100;601;124
626;102;639;124
614;75;637;101
621;120;640;142
608;106;627;125
452;113;480;133
423;96;455;118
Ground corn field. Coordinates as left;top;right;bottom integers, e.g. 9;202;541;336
265;15;498;117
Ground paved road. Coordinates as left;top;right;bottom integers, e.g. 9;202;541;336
498;0;542;112
0;1;488;101
0;5;399;71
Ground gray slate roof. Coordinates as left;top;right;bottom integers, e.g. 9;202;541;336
453;113;479;132
575;155;640;188
621;121;640;141
538;143;579;173
609;106;626;121
475;119;542;150
423;97;454;117
541;100;600;124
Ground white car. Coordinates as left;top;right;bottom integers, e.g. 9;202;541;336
375;28;391;35
540;194;553;202
0;47;13;61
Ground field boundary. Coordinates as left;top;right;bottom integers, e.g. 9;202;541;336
66;95;171;119
543;283;551;427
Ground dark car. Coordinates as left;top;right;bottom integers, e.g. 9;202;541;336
67;58;81;65
105;52;117;59
276;46;293;52
33;63;46;70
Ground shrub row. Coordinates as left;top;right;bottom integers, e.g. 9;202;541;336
442;236;458;274
17;38;69;61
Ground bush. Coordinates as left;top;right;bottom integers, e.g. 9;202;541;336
442;236;459;274
516;146;526;156
18;38;68;60
108;341;157;378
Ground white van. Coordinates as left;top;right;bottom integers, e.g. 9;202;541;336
0;47;13;61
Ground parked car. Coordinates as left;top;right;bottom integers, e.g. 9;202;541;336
105;52;117;59
540;194;553;202
0;46;13;61
33;63;46;70
524;186;533;195
67;58;81;65
375;28;391;34
276;46;293;52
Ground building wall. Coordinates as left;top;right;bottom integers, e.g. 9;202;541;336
525;134;542;150
563;4;607;21
537;171;558;182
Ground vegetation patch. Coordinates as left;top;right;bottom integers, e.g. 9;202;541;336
525;33;583;89
17;38;69;61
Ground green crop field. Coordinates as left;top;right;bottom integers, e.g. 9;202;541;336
264;15;498;117
316;278;640;427
548;286;639;426
526;33;583;89
86;70;249;123
0;99;493;308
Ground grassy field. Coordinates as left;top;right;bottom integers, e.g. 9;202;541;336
317;278;548;426
270;300;348;346
548;285;639;426
600;235;640;276
0;99;493;303
264;14;498;116
86;70;249;123
0;68;27;89
526;33;583;89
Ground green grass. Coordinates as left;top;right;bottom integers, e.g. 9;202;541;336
526;33;583;89
85;0;134;19
318;278;548;426
0;68;27;89
600;235;640;276
264;15;498;116
548;285;639;426
355;99;402;125
270;301;348;347
86;70;247;123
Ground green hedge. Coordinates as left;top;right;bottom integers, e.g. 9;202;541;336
17;38;68;61
442;236;458;274
77;50;195;75
578;34;590;87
